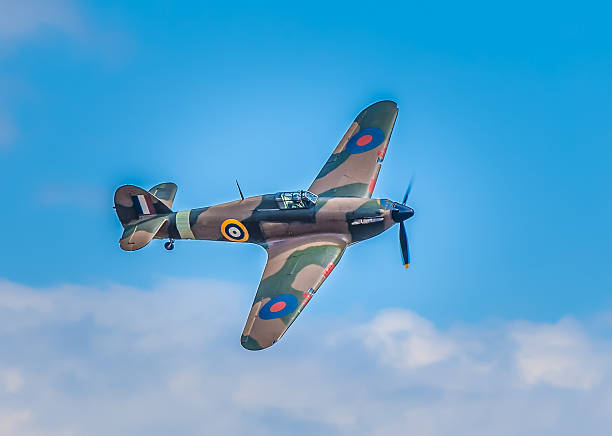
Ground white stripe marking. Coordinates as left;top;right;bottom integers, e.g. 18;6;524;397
137;195;151;215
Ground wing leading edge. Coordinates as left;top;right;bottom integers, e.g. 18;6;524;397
241;235;347;350
308;100;398;198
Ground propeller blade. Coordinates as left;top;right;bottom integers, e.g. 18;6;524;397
399;221;410;268
402;178;413;205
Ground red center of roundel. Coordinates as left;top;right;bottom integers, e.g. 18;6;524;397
270;301;287;313
356;134;373;146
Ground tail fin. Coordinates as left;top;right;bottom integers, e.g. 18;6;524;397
114;185;173;227
114;184;175;251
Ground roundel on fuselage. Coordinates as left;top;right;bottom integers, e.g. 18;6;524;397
221;219;249;242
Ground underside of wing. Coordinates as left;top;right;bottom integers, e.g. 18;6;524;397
241;235;347;350
309;100;398;198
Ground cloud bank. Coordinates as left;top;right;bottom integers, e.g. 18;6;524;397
0;278;611;436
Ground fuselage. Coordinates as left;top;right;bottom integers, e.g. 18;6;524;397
154;193;403;246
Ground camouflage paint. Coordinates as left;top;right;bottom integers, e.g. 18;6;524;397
114;100;408;350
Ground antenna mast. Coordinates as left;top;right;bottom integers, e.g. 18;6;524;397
235;179;244;201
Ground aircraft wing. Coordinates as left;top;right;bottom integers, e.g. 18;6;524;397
241;235;347;350
308;100;398;198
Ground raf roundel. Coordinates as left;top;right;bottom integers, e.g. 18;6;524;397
258;294;299;320
345;126;385;154
221;218;249;242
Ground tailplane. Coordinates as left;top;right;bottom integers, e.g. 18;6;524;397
119;215;169;251
148;182;177;209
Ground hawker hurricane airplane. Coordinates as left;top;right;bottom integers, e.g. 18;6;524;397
114;100;414;350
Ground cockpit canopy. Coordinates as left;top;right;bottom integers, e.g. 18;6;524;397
276;190;318;209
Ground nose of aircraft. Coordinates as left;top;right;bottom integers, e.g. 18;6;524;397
391;203;414;222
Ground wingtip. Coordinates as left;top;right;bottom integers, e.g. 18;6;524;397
241;335;272;351
240;335;261;351
404;263;410;269
368;100;398;109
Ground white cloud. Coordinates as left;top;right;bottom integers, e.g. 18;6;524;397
1;368;24;393
357;309;456;369
0;0;82;43
511;318;610;390
0;410;32;436
0;0;132;59
1;278;612;436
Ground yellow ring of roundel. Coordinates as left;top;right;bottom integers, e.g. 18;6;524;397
221;218;249;242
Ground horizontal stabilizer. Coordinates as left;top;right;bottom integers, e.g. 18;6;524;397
149;182;177;209
120;215;168;251
114;185;172;227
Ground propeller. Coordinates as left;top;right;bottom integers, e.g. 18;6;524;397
399;221;410;268
401;180;412;205
396;179;414;269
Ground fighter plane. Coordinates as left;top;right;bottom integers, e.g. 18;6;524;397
114;100;414;350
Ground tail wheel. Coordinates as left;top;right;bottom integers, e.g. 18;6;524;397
164;241;174;251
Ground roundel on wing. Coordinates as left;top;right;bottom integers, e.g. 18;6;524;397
221;218;249;242
346;127;385;154
258;294;299;320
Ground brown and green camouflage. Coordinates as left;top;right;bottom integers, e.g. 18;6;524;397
114;100;414;350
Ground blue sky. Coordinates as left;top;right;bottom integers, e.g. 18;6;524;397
1;1;612;435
